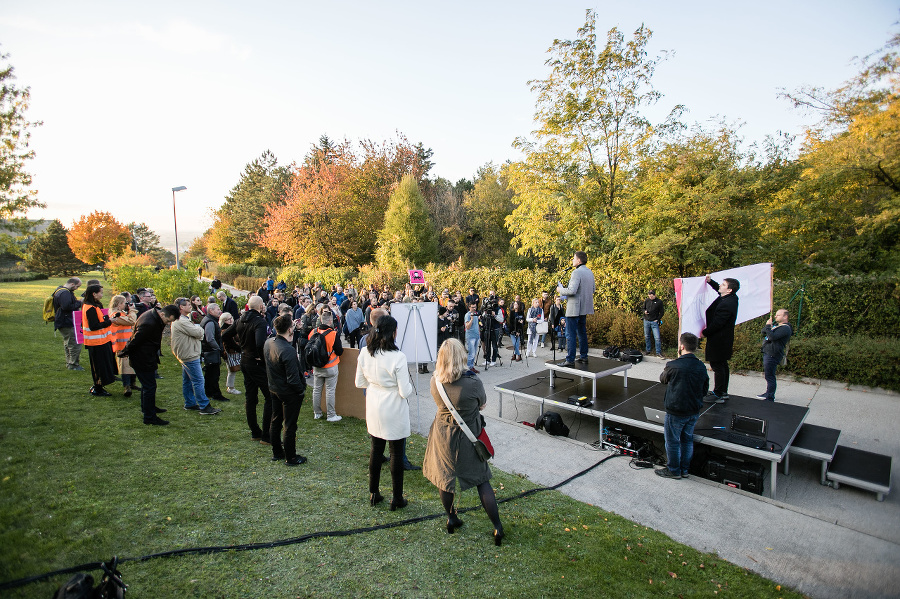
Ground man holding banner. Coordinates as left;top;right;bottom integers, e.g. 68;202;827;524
701;276;739;403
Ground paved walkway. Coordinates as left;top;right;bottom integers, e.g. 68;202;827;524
404;345;899;599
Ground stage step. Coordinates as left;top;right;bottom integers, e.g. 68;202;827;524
784;423;841;484
826;445;893;501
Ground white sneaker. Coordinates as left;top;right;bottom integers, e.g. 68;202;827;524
540;343;545;348
327;415;342;423
314;413;322;419
226;388;242;395
489;361;497;366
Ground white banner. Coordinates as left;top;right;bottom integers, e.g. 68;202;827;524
675;263;773;337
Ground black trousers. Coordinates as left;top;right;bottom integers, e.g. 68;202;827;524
203;360;222;399
348;328;362;349
241;361;272;442
270;391;303;460
709;360;730;395
369;436;405;499
482;327;500;362
134;369;158;421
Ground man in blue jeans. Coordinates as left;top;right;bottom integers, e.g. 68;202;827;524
757;309;792;401
556;251;596;367
171;297;222;416
655;332;709;479
642;290;664;357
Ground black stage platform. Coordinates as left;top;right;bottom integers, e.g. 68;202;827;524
496;370;809;498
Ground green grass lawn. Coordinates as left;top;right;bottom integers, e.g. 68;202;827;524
0;277;803;598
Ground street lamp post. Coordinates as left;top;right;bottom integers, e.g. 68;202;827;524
172;186;187;269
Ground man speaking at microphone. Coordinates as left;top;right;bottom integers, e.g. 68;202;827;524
556;251;596;367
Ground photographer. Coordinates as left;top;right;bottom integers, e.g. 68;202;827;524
508;300;526;361
480;292;503;367
463;303;481;372
442;299;461;343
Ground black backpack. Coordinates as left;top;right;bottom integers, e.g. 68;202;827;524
619;348;643;364
535;411;569;437
53;558;126;599
305;330;333;368
603;345;620;359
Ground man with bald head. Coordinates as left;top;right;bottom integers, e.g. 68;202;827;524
223;295;273;443
758;309;792;402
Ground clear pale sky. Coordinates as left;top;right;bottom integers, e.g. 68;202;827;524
1;1;896;250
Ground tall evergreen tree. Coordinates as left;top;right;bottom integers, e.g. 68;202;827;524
208;150;289;265
375;175;438;271
26;219;86;276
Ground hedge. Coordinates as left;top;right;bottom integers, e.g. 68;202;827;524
0;271;48;282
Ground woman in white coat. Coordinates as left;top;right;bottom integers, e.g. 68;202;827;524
355;315;414;510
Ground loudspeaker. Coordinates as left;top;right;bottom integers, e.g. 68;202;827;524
704;455;765;495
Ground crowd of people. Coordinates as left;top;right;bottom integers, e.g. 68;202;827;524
49;252;791;540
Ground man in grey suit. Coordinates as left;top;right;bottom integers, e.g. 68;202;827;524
556;251;596;367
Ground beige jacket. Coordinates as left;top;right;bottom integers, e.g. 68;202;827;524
171;315;204;363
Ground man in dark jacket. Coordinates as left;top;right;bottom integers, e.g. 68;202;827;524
264;315;308;466
122;304;180;425
758;309;792;402
53;277;84;370
655;333;709;479
642;290;665;357
701;276;739;403
201;303;227;402
217;290;240;321
223;295;272;443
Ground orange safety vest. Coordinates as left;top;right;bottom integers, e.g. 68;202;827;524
82;305;112;347
308;327;339;369
109;312;134;352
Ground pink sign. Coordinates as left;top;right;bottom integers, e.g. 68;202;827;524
74;308;109;344
408;270;425;285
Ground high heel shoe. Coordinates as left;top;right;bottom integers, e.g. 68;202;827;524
446;513;464;534
493;525;505;546
389;496;408;511
369;492;384;507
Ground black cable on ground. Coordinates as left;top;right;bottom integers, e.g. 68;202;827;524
0;453;624;592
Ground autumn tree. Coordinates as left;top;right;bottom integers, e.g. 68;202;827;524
25;219;86;276
375;175;438;271
67;211;131;268
207;150;289;265
607;125;770;283
769;32;900;274
263;136;431;267
506;11;680;266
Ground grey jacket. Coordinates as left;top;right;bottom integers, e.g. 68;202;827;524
558;264;596;317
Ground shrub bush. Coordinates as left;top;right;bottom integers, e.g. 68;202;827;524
232;276;266;294
106;266;210;304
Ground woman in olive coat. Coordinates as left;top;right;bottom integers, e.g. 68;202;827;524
423;338;504;545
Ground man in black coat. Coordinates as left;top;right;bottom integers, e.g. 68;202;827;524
223;295;272;443
122;304;180;425
701;276;740;403
264;315;308;466
655;333;709;479
217;291;240;321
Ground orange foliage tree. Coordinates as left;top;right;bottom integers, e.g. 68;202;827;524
67;210;131;267
261;136;428;267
